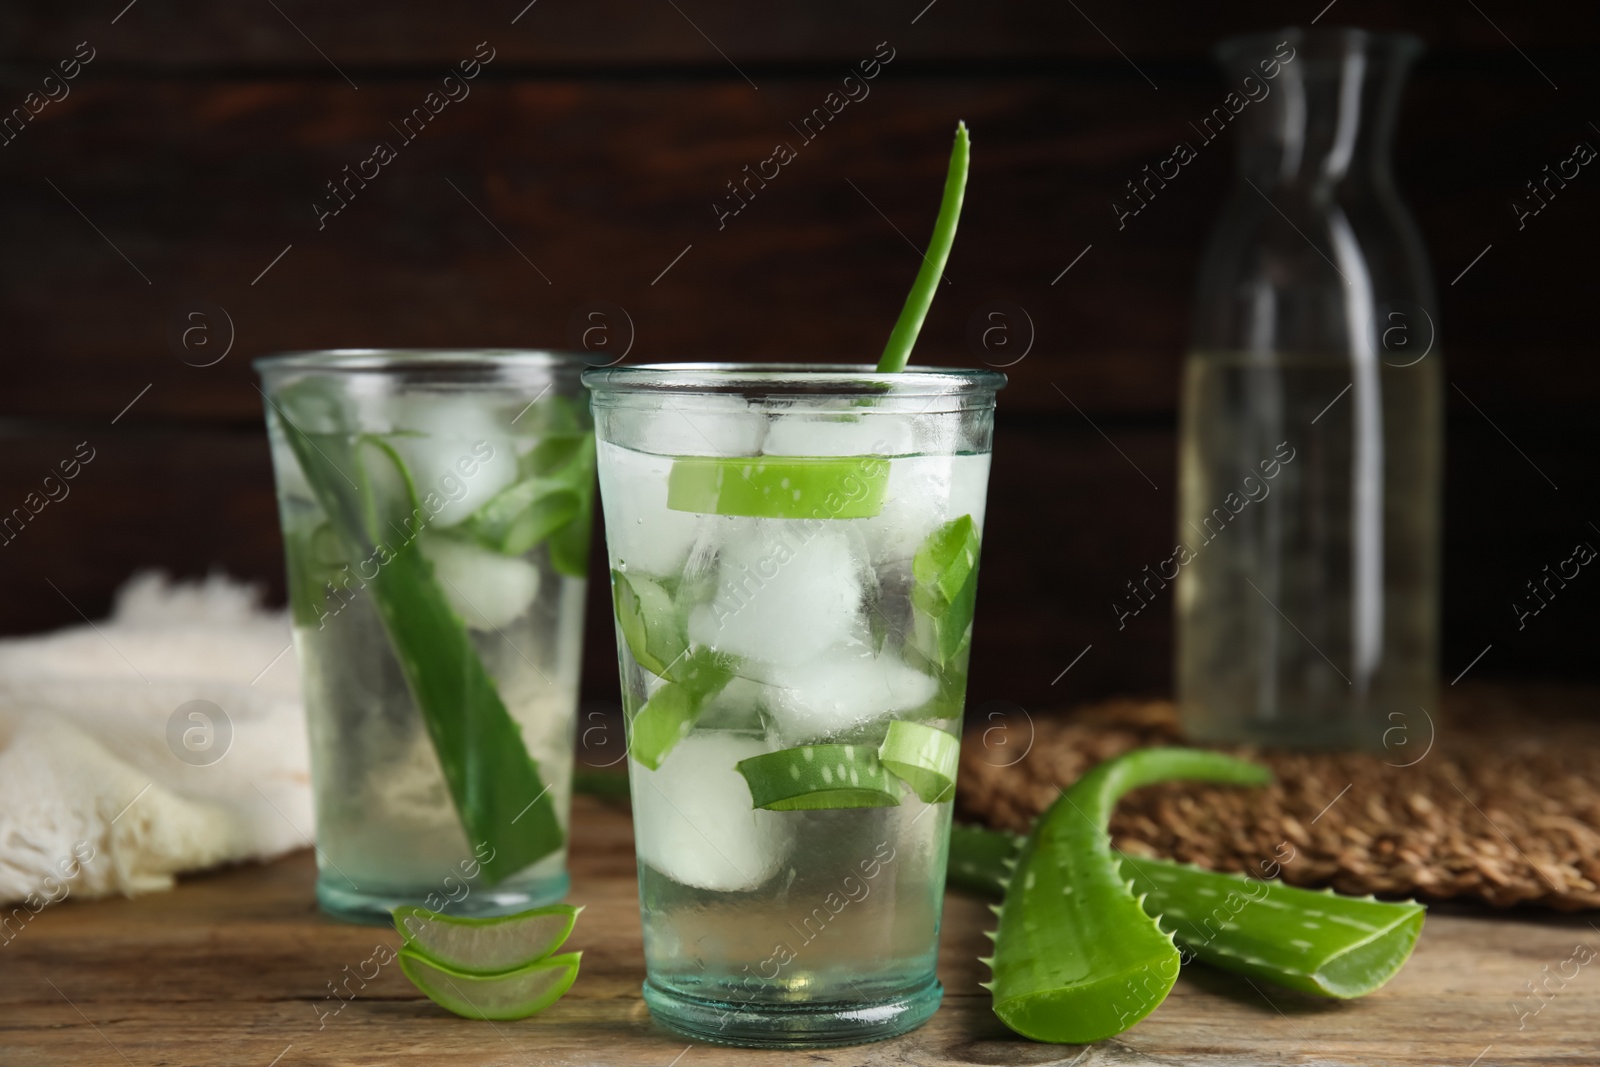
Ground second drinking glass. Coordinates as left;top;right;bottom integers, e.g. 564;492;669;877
258;349;595;922
586;363;1003;1047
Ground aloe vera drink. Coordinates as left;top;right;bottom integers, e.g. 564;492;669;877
257;351;595;923
586;364;1002;1047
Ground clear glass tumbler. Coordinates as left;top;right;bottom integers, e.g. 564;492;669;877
257;350;595;922
585;363;1003;1047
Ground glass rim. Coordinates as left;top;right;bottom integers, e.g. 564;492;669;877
254;348;598;375
583;362;1007;399
1215;27;1424;64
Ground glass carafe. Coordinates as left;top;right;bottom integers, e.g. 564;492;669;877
1176;28;1441;748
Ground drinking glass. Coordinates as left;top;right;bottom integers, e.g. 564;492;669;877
257;350;595;922
586;363;1003;1046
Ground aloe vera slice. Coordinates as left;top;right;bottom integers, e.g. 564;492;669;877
876;122;970;373
613;570;686;677
910;515;980;668
469;477;581;556
629;683;700;770
399;949;581;1021
548;434;597;578
878;720;959;803
736;744;903;810
393;904;580;976
272;405;562;885
665;455;890;519
986;748;1271;1044
1120;857;1426;999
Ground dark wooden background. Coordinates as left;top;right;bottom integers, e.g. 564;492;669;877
1;1;1595;716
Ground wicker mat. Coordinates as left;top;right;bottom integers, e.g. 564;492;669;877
955;683;1600;910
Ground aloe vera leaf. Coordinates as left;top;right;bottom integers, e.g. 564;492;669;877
548;434;596;578
1120;857;1427;999
876;121;970;374
468;477;582;556
271;407;563;886
951;823;1426;1000
986;748;1271;1044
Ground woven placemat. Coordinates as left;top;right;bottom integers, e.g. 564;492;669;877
956;683;1600;910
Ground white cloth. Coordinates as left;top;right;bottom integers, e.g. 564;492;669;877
0;572;309;905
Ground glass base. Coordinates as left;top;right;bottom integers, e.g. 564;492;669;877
641;975;942;1048
315;870;570;925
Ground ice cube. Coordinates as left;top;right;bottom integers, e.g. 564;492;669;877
595;442;703;578
390;396;520;528
419;532;540;630
632;732;793;892
948;452;991;532
854;455;955;564
762;649;939;745
686;522;866;667
629;395;767;457
762;409;916;457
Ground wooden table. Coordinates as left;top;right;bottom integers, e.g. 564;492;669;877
3;795;1594;1066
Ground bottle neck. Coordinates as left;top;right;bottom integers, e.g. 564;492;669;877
1216;30;1418;196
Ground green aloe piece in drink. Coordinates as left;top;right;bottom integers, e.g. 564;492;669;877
910;515;980;668
270;398;563;886
665;455;890;519
736;743;904;810
878;720;959;803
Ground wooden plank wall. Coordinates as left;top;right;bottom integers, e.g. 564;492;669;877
0;1;1595;714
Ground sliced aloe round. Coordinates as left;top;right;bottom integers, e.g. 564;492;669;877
612;570;686;677
736;744;903;810
398;948;581;1021
392;903;580;976
666;455;890;519
878;720;959;803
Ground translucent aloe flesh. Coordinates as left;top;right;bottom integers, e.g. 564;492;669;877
984;748;1271;1043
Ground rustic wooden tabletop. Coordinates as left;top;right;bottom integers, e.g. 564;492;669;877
2;794;1593;1066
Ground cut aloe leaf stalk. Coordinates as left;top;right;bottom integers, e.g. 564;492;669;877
547;434;597;578
469;477;581;556
876;122;970;374
629;683;701;770
399;949;581;1021
613;571;687;677
911;515;980;668
736;744;903;810
878;720;959;803
393;904;581;977
273;403;563;884
947;823;1024;897
666;455;890;519
987;748;1271;1044
1120;857;1427;999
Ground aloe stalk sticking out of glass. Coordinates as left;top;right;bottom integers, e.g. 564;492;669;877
877;121;969;374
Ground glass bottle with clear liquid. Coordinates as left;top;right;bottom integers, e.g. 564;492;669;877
1177;28;1441;748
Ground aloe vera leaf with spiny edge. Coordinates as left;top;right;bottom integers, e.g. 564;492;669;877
271;401;563;885
951;822;1427;1000
985;748;1271;1043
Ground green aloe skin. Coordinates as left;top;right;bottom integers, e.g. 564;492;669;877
876;122;969;374
949;752;1426;1042
982;748;1272;1043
